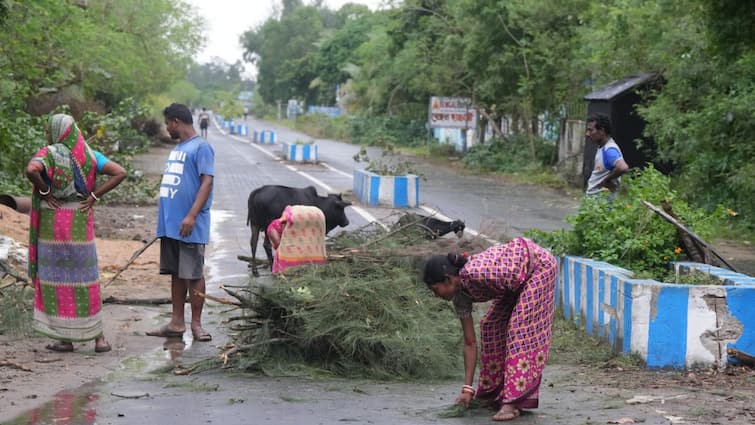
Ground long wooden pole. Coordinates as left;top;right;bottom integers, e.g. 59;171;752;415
641;201;737;272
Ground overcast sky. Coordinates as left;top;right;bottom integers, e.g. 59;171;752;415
188;0;385;76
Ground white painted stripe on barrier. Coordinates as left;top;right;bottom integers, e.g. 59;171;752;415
379;177;394;206
686;286;723;368
616;276;627;352
629;282;651;361
408;175;417;207
600;270;611;339
580;262;588;326
591;266;600;335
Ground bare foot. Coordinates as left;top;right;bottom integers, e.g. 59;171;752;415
492;405;520;421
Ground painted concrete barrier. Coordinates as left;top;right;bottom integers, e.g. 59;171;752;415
233;124;248;136
559;256;755;369
281;143;318;162
253;130;276;144
352;169;419;208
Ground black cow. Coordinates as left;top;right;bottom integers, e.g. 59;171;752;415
397;213;465;239
247;185;351;276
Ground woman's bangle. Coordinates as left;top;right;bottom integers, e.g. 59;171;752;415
461;385;475;395
38;186;50;196
90;192;100;202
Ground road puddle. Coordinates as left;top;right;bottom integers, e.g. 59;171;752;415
3;385;99;425
4;344;188;424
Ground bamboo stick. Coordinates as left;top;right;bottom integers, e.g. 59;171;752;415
103;236;158;287
641;200;737;272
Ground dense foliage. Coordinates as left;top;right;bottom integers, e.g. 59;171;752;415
527;166;728;279
242;0;754;230
0;0;203;194
463;135;557;174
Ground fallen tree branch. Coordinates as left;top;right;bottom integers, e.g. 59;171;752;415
641;200;737;272
192;289;242;307
219;338;286;366
103;296;173;305
103;236;158;288
727;348;755;367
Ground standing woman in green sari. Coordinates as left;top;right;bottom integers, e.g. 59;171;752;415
26;113;127;353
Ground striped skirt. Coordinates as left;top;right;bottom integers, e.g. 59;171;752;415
31;206;103;341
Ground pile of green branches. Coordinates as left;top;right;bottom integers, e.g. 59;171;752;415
221;218;489;380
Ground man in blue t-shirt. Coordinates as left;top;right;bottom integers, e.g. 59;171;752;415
585;113;629;196
147;103;215;342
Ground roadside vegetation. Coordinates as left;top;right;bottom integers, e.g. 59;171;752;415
241;0;753;240
527;166;732;281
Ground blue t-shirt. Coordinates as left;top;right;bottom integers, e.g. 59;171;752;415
601;146;622;170
93;150;108;173
156;136;215;243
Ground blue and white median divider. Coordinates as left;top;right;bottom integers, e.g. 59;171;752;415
352;169;419;208
234;124;248;136
281;143;318;162
253;130;276;144
559;256;755;369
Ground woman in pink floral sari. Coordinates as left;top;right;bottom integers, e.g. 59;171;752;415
423;237;558;421
26;114;126;353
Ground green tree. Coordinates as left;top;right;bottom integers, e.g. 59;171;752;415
241;4;324;105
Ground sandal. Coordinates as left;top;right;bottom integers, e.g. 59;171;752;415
492;405;520;421
94;343;112;353
192;328;212;342
145;325;185;338
46;341;74;352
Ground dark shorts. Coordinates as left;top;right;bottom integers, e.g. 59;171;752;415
200;119;209;130
159;238;205;280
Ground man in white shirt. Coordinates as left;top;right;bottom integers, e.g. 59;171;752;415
585;113;629;196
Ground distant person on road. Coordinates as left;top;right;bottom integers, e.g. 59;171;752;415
147;103;214;342
243;105;249;121
423;238;558;421
198;107;210;139
26;113;127;354
585;113;629;197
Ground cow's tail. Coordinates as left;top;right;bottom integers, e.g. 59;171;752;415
247;190;257;227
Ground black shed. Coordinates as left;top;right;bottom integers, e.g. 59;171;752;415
582;72;665;186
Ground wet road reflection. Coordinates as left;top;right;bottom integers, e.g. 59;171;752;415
4;388;98;425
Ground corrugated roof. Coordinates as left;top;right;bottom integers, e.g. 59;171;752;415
584;73;659;101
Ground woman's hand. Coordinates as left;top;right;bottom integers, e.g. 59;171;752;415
455;391;474;407
78;195;96;213
42;193;62;209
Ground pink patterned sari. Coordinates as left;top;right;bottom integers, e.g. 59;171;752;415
459;238;558;411
28;114;102;342
266;205;327;275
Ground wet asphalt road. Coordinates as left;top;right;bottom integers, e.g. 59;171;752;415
8;117;684;425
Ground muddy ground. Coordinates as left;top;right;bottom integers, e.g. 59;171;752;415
0;203;171;421
1;142;755;423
